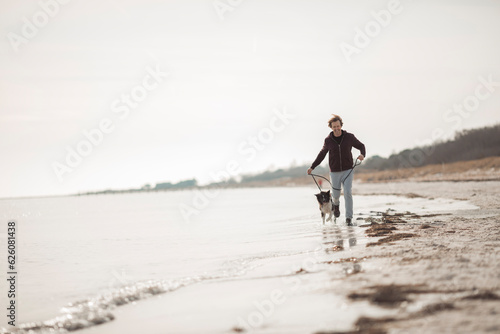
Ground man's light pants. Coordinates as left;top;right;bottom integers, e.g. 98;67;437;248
329;169;354;219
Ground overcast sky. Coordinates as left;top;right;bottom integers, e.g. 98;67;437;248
1;0;500;198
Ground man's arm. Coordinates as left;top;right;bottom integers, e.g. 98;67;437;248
307;138;329;174
352;134;366;160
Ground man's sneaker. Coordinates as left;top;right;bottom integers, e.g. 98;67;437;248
333;204;340;218
346;218;353;226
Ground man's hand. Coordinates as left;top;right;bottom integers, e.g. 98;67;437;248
307;168;313;175
357;155;365;161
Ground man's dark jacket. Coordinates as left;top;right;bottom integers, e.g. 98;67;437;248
310;130;366;172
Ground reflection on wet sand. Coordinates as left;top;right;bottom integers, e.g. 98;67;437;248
322;225;357;253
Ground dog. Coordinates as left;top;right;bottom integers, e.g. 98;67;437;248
315;190;334;224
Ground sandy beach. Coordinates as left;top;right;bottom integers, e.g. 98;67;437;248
336;180;500;333
55;180;497;334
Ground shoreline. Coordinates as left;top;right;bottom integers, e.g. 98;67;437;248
4;181;499;334
76;181;499;334
3;157;497;201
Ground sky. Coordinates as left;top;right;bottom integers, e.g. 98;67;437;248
1;0;500;198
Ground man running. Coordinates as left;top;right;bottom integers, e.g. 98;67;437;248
307;114;366;226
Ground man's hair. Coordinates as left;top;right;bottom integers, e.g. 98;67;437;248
328;114;343;128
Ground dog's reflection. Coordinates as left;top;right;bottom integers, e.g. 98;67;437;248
322;225;357;253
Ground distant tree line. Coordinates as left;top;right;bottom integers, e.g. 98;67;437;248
239;165;329;183
237;123;500;184
80;124;499;195
359;123;500;171
154;179;197;190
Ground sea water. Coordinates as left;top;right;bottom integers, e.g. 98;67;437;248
0;187;476;333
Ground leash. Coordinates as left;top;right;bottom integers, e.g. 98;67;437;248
310;158;362;192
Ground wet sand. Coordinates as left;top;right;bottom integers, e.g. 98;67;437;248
334;180;500;333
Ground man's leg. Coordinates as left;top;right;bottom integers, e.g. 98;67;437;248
343;169;354;219
330;172;342;216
